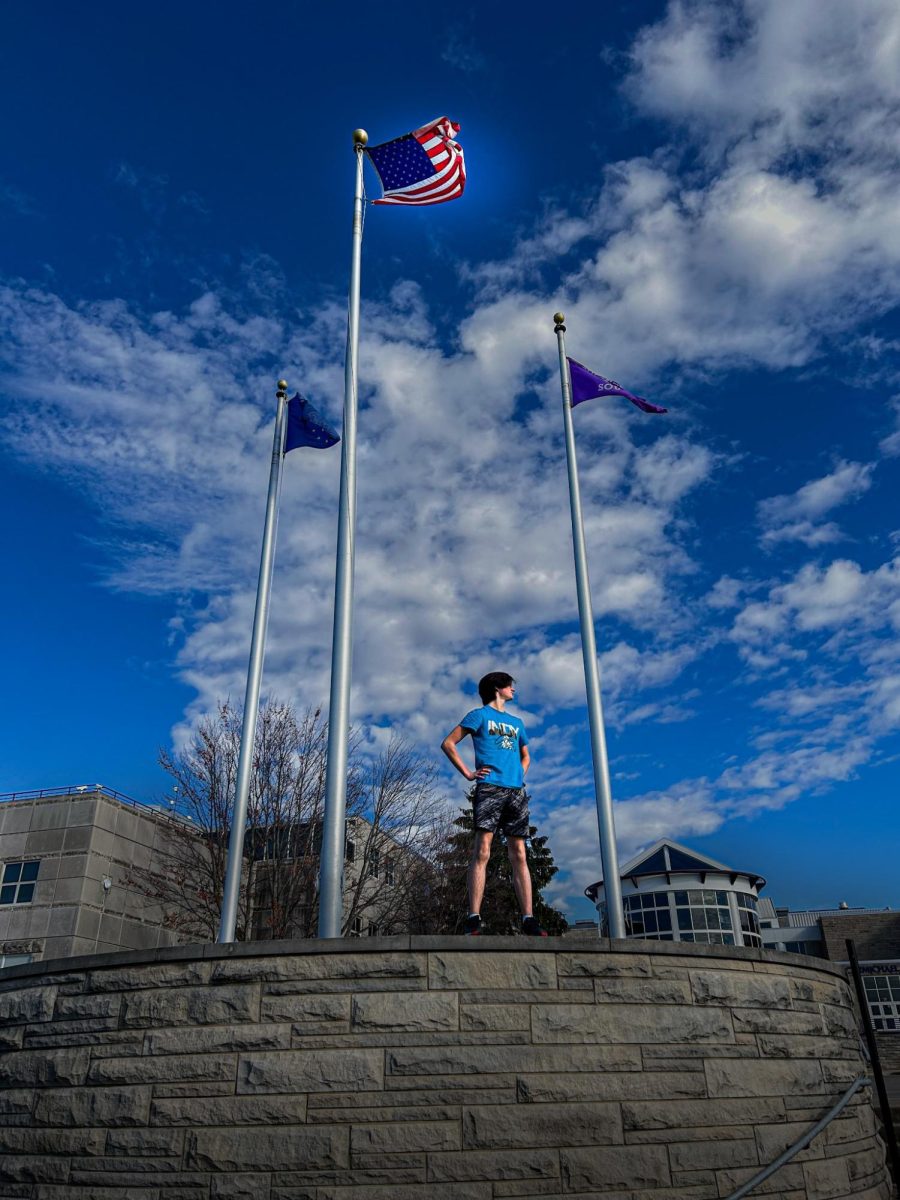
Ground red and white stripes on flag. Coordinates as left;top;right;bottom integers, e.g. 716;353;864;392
366;117;466;207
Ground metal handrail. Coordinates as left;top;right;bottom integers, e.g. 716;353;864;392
724;1076;871;1200
0;784;141;806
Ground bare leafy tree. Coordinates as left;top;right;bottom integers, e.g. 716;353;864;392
131;701;447;941
341;734;447;937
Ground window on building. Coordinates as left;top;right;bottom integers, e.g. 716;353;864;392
368;849;380;879
784;941;824;957
863;974;900;1032
345;837;355;863
0;862;39;906
350;916;363;937
735;893;762;948
673;889;735;946
623;891;674;940
385;858;395;886
0;953;33;970
368;921;380;937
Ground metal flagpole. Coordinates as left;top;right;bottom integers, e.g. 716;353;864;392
553;312;626;940
318;130;367;939
217;379;291;943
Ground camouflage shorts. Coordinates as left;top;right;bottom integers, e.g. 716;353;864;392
472;783;530;839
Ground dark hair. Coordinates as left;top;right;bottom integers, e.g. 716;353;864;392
478;672;514;705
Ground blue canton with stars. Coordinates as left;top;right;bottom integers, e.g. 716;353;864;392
284;394;340;453
367;136;436;191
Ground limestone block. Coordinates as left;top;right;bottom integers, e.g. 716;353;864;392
386;1043;642;1077
211;1175;272;1199
105;1126;185;1156
557;952;652;978
758;1033;855;1059
0;1127;106;1155
802;1157;853;1198
0;1154;70;1183
463;1099;622;1149
705;1057;824;1097
493;1181;566;1197
517;1069;707;1104
669;1136;759;1171
350;1119;460;1154
820;1005;858;1037
0;985;56;1024
0;1026;23;1050
531;1002;734;1045
33;1085;152;1127
560;1144;670;1191
312;1101;460;1125
151;1094;309;1126
315;1184;490;1200
144;1023;291;1056
593;977;692;1004
622;1096;771;1130
0;1046;90;1087
261;992;350;1026
88;1052;236;1086
152;1080;236;1098
732;1006;826;1035
460;1004;531;1032
690;969;791;1008
351;991;458;1032
0;1088;38;1122
186;1125;349;1172
211;952;425;985
427;1147;560;1183
237;1048;383;1094
427;952;556;991
53;992;122;1021
88;961;209;991
122;983;259;1027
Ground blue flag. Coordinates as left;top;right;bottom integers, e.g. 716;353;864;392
284;394;340;453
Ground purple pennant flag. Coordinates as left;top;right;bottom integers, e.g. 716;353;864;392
567;358;667;414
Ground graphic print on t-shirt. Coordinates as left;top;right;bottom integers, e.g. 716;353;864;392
488;719;520;750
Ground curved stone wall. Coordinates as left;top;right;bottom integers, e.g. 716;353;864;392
0;936;892;1199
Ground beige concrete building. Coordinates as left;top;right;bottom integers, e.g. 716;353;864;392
0;786;187;965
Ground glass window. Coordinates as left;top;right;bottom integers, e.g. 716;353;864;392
345;838;355;863
385;858;395;886
864;974;900;1031
368;849;380;879
0;862;39;905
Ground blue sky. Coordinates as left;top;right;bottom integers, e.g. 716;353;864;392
2;0;900;923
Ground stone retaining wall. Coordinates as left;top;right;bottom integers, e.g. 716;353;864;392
0;936;893;1199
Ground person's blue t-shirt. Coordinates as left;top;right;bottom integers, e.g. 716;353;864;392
460;706;528;789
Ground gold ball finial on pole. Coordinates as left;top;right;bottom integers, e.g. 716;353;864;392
277;379;288;395
553;311;566;330
352;129;369;147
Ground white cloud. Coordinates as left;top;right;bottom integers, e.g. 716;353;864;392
758;461;874;547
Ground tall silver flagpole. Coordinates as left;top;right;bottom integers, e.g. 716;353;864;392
318;129;367;939
553;313;626;940
217;379;291;943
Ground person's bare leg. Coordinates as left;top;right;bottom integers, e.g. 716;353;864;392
468;830;493;914
507;836;533;916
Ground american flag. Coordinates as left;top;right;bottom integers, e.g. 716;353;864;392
365;116;466;207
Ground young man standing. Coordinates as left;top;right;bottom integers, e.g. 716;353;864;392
441;671;547;936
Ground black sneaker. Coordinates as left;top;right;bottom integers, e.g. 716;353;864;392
522;916;548;937
463;914;482;936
